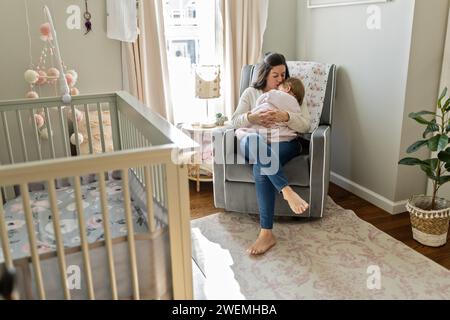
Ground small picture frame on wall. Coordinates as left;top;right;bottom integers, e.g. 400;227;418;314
307;0;391;9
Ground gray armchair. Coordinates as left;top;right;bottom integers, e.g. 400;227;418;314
212;61;337;218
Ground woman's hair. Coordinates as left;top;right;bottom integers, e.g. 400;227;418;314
281;77;305;106
252;52;290;90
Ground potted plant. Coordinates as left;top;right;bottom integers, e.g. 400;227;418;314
399;87;450;247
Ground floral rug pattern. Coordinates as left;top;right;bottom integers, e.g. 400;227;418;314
191;197;450;300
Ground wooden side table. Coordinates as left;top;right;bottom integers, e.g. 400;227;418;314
180;123;228;192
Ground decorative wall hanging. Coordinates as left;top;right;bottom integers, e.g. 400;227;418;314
84;0;92;34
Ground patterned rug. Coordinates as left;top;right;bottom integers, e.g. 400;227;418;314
191;197;450;300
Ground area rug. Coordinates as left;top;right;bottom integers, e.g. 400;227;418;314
191;197;450;300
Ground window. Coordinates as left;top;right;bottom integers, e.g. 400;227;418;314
163;0;220;125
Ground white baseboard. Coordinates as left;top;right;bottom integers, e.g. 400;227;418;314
330;172;408;215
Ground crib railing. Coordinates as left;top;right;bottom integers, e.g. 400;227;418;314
0;92;194;300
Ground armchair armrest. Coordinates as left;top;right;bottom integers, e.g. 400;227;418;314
309;125;331;218
212;128;235;208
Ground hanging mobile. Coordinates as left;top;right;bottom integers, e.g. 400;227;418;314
84;0;92;35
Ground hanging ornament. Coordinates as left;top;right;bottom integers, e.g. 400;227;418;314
24;69;39;84
26;91;39;99
70;133;84;145
39;22;52;41
84;0;92;35
70;87;80;96
31;114;45;129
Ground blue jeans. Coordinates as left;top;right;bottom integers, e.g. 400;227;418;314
239;133;301;229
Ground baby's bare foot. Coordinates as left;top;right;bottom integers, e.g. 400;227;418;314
282;186;309;214
247;229;276;255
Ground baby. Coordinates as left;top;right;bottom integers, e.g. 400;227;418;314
235;77;305;143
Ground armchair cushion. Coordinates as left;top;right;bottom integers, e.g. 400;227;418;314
243;61;332;133
225;155;310;186
287;61;332;133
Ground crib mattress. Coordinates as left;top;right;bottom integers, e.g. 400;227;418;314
0;178;149;263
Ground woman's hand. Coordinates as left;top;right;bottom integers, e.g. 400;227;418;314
248;110;289;127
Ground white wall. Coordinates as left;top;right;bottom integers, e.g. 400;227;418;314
0;0;122;101
397;0;449;201
297;0;449;213
263;0;298;60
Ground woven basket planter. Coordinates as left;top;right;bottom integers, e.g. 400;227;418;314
406;195;450;247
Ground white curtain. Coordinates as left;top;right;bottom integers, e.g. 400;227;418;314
218;0;270;117
123;0;174;123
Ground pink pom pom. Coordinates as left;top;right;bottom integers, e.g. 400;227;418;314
40;23;51;36
26;91;39;99
70;87;80;96
68;108;84;123
47;68;60;84
36;71;47;85
65;73;75;87
39;23;53;41
31;114;45;129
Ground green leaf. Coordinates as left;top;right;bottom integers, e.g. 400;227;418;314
409;113;432;125
446;123;450;133
438;175;450;185
438;135;449;152
446;162;450;170
428;135;441;152
439;150;450;163
420;164;437;180
443;98;450;112
407;140;428;153
423;121;440;138
438;87;448;108
410;111;436;117
423;158;439;171
398;157;425;166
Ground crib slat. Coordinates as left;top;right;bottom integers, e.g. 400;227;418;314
84;105;94;154
122;114;128;150
0;201;19;299
98;172;118;300
144;166;156;233
156;165;162;205
71;106;81;156
117;110;124;151
73;176;95;300
44;108;56;159
58;106;70;157
97;104;106;153
1;111;14;164
121;170;140;300
124;115;130;150
30;109;42;161
0;202;13;269
161;165;167;208
17;110;29;162
165;163;193;299
48;180;71;300
151;165;157;200
20;184;46;300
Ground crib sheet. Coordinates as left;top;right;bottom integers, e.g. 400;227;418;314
0;178;149;263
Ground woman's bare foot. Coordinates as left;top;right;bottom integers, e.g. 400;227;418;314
247;229;276;255
281;186;309;214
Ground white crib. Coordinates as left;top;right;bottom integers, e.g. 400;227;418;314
0;91;194;300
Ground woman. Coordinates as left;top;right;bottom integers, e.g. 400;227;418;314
231;53;311;255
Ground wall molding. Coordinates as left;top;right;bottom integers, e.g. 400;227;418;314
330;171;408;215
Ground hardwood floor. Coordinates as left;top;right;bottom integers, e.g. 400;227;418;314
189;180;450;270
